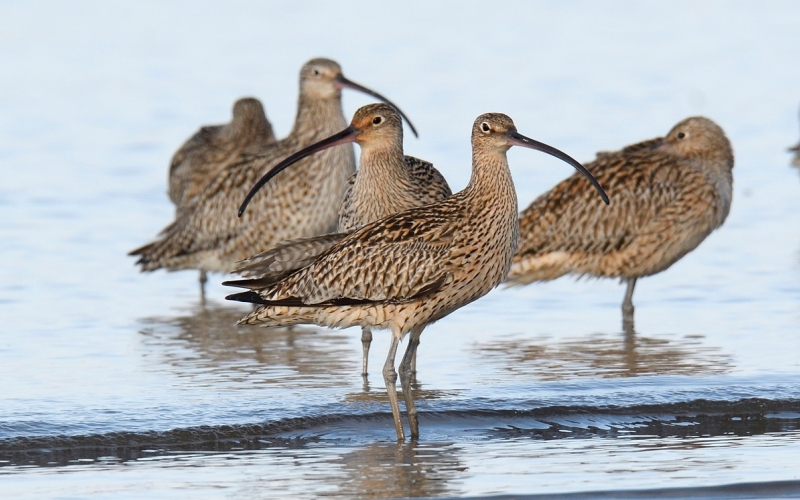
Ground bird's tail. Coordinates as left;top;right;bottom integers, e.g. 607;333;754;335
504;252;573;285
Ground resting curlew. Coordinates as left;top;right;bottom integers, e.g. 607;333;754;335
507;116;734;330
168;97;276;217
224;113;608;441
129;58;417;297
235;103;452;377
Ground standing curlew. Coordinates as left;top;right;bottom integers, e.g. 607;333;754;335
129;58;417;297
168;97;276;217
224;113;608;441
167;97;276;288
234;103;452;377
507;116;734;330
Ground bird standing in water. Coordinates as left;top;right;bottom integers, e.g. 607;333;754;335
130;58;417;299
507;116;733;330
234;103;451;377
225;113;608;441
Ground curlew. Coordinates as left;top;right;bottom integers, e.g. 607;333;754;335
224;113;608;441
507;116;734;330
234;103;452;377
168;97;276;217
130;58;417;297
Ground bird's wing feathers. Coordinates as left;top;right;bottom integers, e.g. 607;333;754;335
517;148;693;257
337;171;358;231
169;125;223;176
404;156;453;200
233;208;458;306
231;232;351;285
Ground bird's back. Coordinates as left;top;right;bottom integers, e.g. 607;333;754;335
338;155;452;231
509;145;731;283
168;113;276;212
132;132;355;274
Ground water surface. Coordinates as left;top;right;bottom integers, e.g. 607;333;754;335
1;1;800;498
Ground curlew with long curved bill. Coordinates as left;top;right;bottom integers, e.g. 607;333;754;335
507;116;733;330
224;113;608;441
129;58;417;298
234;103;451;377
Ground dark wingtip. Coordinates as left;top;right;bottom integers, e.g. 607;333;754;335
225;290;267;304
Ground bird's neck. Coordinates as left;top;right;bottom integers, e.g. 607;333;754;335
290;94;348;143
357;143;413;187
465;149;518;208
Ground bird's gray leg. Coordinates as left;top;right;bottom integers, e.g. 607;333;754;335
410;337;419;375
383;335;405;442
622;278;637;331
399;326;424;440
361;327;372;377
199;270;208;305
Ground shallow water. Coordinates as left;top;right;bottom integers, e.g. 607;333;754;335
2;1;800;498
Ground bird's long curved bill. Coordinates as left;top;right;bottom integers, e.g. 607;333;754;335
508;130;610;205
336;75;418;138
238;126;358;217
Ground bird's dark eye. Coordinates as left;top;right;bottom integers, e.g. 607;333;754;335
373;116;382;125
481;122;490;132
313;69;321;76
677;132;686;139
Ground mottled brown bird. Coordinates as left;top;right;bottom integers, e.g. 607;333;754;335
224;113;608;441
168;97;276;216
507;116;734;329
235;103;451;376
130;59;417;296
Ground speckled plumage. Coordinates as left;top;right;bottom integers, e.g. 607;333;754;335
236;105;451;279
233;155;449;280
130;59;411;280
232;104;451;376
508;116;734;327
168;98;276;215
225;113;605;441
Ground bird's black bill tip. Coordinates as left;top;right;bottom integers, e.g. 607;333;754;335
336;74;419;138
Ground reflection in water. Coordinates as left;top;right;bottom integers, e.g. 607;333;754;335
343;375;459;405
330;441;465;499
138;300;358;389
472;329;731;381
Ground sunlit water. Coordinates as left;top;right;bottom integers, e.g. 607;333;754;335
2;2;800;498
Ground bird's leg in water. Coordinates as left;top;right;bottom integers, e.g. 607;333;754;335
199;270;208;305
361;327;372;377
622;278;637;331
399;326;424;440
383;335;404;442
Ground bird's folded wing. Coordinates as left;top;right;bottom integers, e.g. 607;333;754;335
231;232;351;284
518;149;687;257
404;156;453;199
230;209;458;306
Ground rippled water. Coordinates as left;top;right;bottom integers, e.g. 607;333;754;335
2;2;800;498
